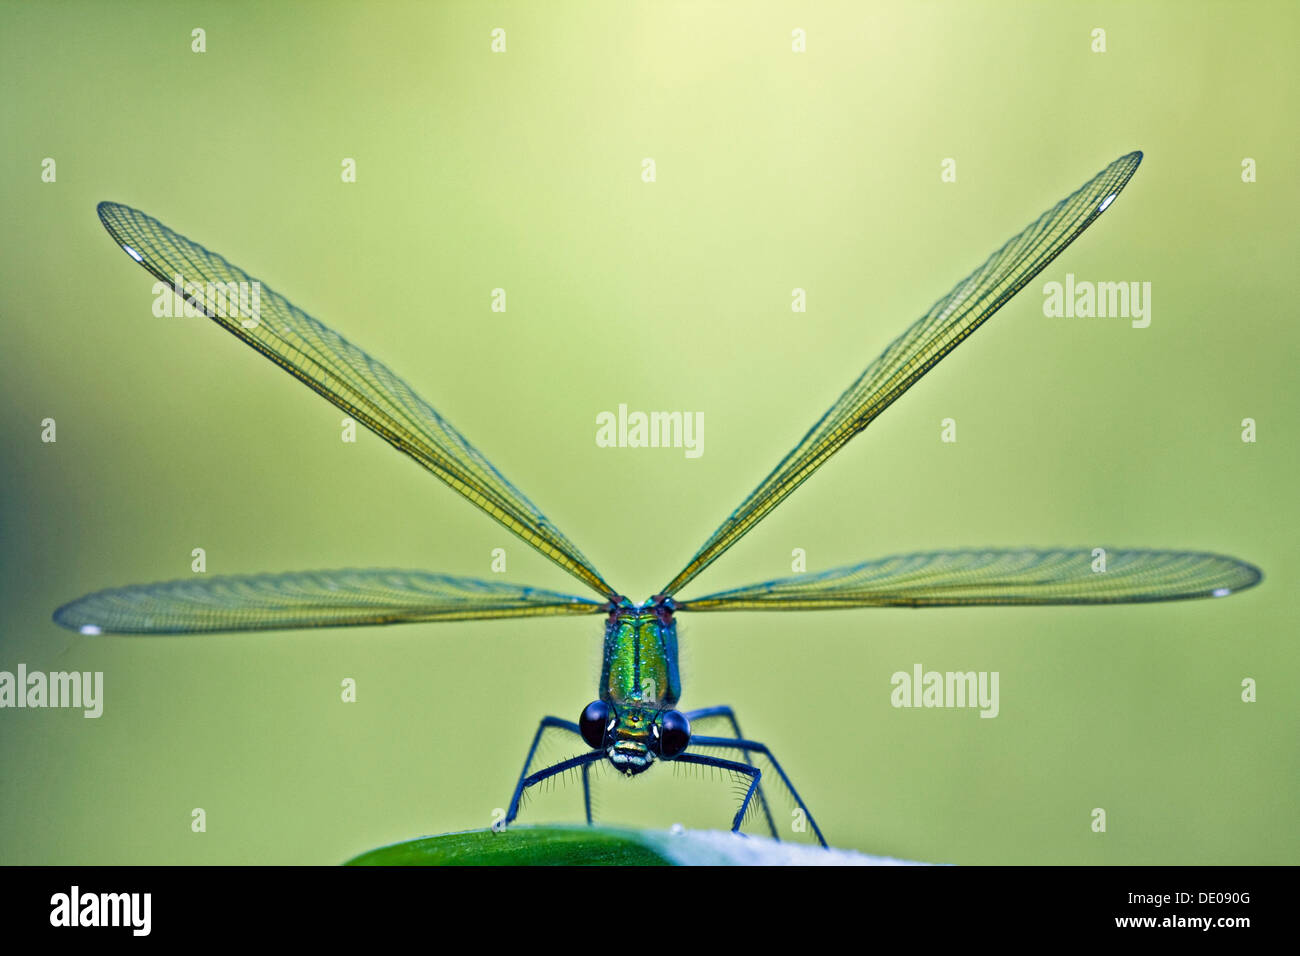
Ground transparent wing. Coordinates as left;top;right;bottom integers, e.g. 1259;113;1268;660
660;152;1144;597
676;548;1262;611
96;203;615;599
53;569;604;634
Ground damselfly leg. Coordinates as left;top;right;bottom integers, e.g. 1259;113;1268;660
505;717;597;827
681;725;828;848
683;705;777;838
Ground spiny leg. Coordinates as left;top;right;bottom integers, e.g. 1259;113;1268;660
673;752;762;835
581;761;593;825
683;705;778;839
506;751;604;827
687;735;827;848
683;704;747;738
505;716;595;828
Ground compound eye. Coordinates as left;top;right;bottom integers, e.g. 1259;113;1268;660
653;710;691;759
579;700;613;750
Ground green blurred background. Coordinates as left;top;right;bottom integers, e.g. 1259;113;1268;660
2;0;1296;864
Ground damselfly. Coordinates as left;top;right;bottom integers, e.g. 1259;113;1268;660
55;151;1261;847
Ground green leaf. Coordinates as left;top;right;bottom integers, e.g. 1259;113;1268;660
344;826;930;866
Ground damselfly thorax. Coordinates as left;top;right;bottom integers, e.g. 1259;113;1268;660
583;597;685;776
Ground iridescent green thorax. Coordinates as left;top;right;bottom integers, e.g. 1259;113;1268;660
599;597;682;774
600;598;681;711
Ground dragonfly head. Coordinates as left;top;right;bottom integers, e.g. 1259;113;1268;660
578;700;691;777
